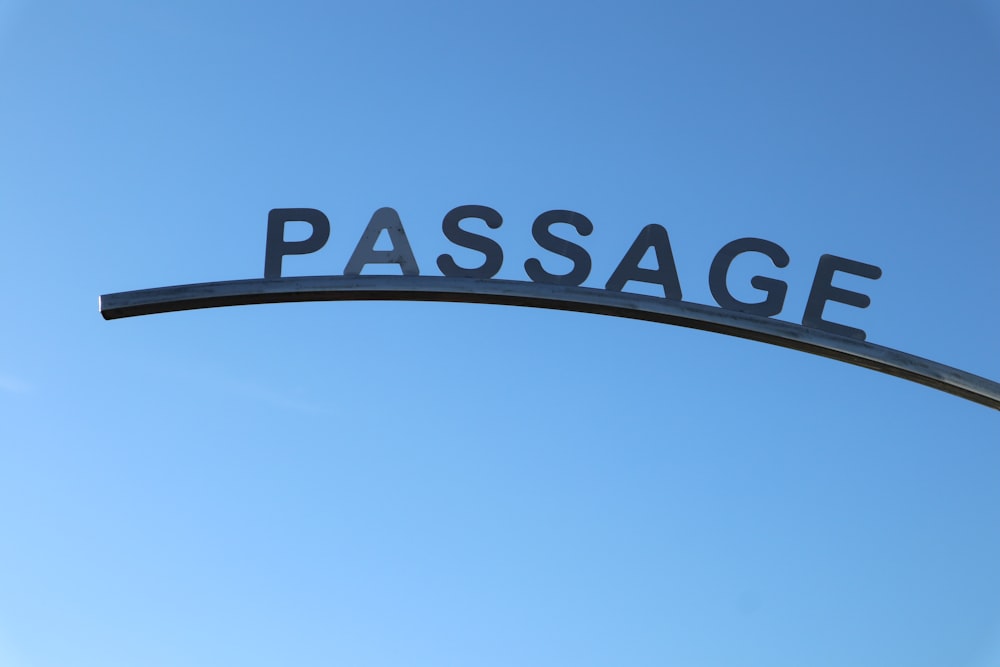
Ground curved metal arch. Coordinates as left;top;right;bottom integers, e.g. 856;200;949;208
99;275;1000;411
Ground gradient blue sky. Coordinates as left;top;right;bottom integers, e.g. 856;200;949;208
2;1;1000;665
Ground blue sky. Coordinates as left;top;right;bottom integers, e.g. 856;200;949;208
1;1;1000;665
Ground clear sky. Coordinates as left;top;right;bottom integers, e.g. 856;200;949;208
1;1;999;665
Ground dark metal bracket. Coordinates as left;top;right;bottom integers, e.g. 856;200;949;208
99;275;1000;411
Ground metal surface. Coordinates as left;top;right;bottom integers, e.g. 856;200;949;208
99;275;1000;411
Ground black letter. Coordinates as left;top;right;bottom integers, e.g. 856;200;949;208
437;205;504;279
344;207;420;276
263;208;331;279
524;210;593;286
605;224;682;300
803;254;882;340
709;238;789;316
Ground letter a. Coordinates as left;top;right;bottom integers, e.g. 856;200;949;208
605;224;682;299
344;207;420;276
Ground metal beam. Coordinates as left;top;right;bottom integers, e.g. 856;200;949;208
99;275;1000;411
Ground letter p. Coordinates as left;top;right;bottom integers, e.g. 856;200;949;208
263;208;331;279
